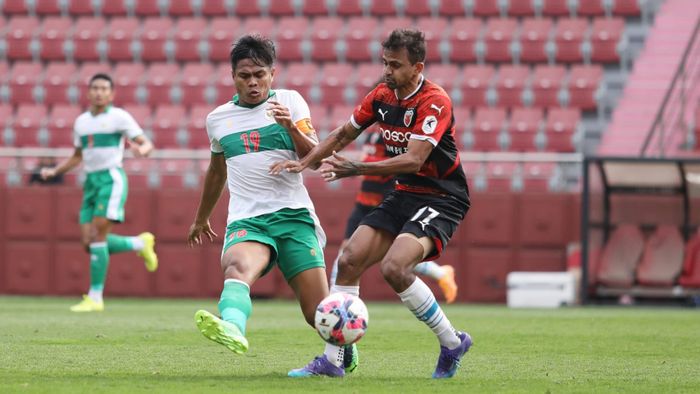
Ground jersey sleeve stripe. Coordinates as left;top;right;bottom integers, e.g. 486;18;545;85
410;134;437;146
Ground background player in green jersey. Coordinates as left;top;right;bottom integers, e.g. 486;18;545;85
187;35;355;372
41;74;158;312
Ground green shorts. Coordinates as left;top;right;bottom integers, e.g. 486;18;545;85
79;168;128;224
223;208;325;281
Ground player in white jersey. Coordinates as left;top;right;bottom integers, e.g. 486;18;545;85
41;74;158;312
186;35;348;371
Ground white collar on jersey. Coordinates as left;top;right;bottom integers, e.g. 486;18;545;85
394;74;425;101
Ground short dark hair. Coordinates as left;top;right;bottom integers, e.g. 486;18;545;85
230;34;276;70
382;29;426;64
89;73;113;89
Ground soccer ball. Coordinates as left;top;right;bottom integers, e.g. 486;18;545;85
314;292;369;346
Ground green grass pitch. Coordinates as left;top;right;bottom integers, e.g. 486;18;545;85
1;296;699;393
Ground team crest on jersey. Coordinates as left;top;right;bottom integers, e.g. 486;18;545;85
403;108;415;127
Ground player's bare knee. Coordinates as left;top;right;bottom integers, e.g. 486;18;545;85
338;248;363;278
380;258;413;289
301;306;316;327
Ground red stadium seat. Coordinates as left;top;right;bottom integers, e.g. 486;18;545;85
568;65;602;110
484;18;517;62
106;18;139;61
9;62;42;105
577;0;605;16
201;0;229;16
152;105;186;148
44;63;76;105
485;162;517;191
187;105;214;148
234;0;262;16
207;17;241;62
276;17;308;62
39;17;71;61
508;0;536;16
448;18;482;62
309;17;341;62
320;64;353;105
542;0;571;16
460;64;494;107
112;63;145;106
345;17;379;62
522;162;555;192
167;0;195;16
34;0;62;15
2;0;29;14
68;0;96;17
47;105;81;147
612;0;642;16
214;63;235;104
352;62;382;101
555;18;588;63
495;65;529;108
509;107;543;152
134;0;161;16
303;0;331;16
180;63;213;107
369;0;397;16
241;17;275;38
472;0;500;16
545;108;580;152
679;232;700;287
590;18;625;63
532;65;565;107
102;0;128;16
439;0;467;16
636;226;684;286
284;63;318;101
308;104;329;134
0;105;14;145
145;63;179;106
336;0;364;16
5;16;39;60
13;105;46;147
404;0;433;17
73;17;105;61
417;18;448;63
122;104;152;131
520;18;552;63
173;18;206;62
472;107;506;151
328;105;355;130
453;107;471;139
268;0;296;17
425;64;459;93
140;18;172;62
597;224;645;287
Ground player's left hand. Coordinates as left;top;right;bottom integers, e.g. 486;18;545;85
321;151;360;182
128;140;147;158
267;100;294;131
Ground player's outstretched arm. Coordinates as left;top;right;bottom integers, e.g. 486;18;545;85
267;100;319;160
269;121;362;175
188;153;226;247
40;148;83;180
128;135;154;158
321;139;433;181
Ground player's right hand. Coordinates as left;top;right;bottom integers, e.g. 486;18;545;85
40;167;57;180
269;160;305;175
187;221;217;247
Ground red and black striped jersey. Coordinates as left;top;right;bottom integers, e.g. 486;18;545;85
350;76;469;203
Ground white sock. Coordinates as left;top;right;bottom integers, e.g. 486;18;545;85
88;287;103;303
131;236;145;251
330;284;360;297
413;261;445;280
329;253;341;287
398;277;461;349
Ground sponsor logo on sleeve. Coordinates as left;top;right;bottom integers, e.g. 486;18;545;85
422;115;438;134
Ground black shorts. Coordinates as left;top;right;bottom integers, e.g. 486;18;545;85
344;203;375;239
359;190;469;260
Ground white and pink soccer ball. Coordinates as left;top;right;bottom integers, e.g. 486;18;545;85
314;292;369;346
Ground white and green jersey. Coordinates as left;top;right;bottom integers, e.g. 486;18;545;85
73;106;143;173
206;89;325;246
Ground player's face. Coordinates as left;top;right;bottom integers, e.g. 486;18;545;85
87;79;114;108
381;48;423;90
232;59;275;106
